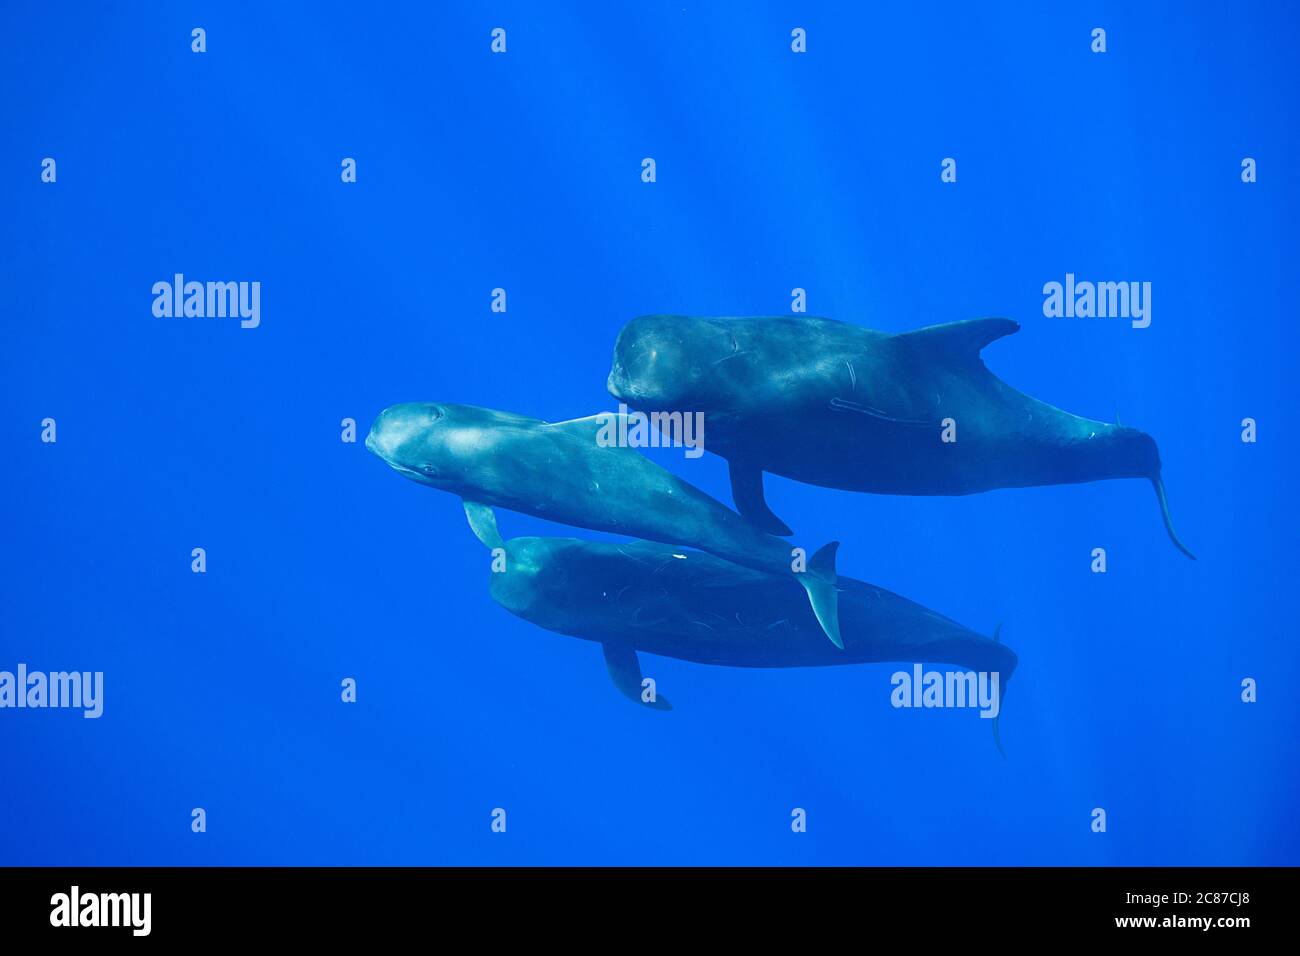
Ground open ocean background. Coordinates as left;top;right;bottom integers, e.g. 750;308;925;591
2;1;1296;865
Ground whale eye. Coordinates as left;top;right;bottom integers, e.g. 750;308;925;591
418;463;441;478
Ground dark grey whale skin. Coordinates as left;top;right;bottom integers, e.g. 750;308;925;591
490;535;1016;679
606;314;1193;557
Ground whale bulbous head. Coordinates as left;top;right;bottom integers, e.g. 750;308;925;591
607;314;729;410
365;402;463;489
488;537;578;626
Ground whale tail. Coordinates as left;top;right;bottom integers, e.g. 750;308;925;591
990;624;1014;759
1152;476;1196;560
797;541;843;649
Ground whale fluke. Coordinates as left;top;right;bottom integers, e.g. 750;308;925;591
990;623;1007;758
993;624;1013;759
798;541;843;649
1152;477;1196;560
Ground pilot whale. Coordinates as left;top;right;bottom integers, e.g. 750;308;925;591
366;402;845;647
607;313;1194;558
489;535;1017;751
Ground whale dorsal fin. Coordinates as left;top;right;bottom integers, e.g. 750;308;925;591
895;318;1020;359
542;412;626;442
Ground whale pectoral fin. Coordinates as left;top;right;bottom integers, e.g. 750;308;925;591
602;643;672;711
728;461;794;536
462;499;504;550
798;542;843;649
896;317;1020;360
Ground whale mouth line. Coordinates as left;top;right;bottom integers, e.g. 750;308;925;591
364;438;425;480
607;376;637;401
377;460;427;482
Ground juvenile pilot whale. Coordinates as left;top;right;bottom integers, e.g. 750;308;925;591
607;314;1194;558
489;535;1017;751
366;402;845;647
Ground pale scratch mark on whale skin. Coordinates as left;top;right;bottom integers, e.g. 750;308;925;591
829;396;933;427
713;350;750;368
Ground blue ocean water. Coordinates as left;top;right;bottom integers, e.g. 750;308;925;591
1;1;1296;866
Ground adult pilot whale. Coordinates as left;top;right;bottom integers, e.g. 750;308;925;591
365;402;846;647
607;314;1195;558
488;535;1017;752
